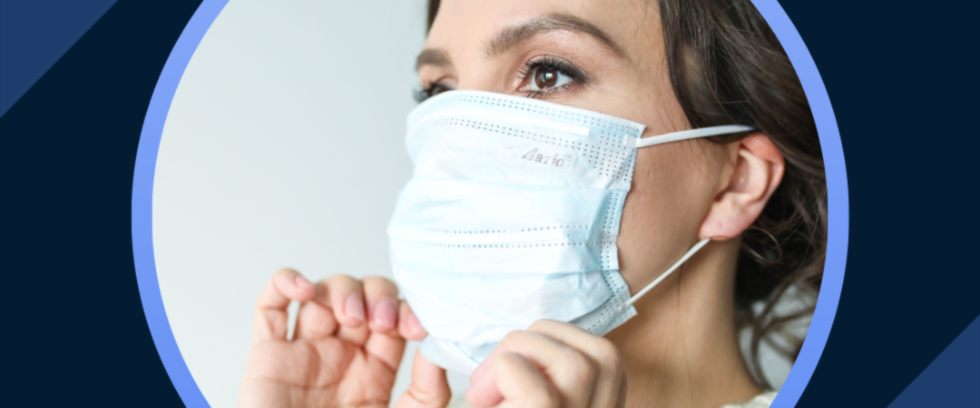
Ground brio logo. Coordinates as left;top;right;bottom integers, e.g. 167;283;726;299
521;148;573;167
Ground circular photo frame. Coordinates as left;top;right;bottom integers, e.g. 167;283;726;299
132;1;848;406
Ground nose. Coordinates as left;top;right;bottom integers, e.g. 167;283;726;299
451;58;511;95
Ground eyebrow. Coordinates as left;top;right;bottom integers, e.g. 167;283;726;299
415;13;627;72
416;48;453;71
485;13;626;59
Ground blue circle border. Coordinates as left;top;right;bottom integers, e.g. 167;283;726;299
133;1;229;406
131;1;848;406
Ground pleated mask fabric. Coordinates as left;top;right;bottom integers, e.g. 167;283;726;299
388;90;752;374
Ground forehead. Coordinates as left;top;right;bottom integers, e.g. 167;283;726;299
427;0;662;61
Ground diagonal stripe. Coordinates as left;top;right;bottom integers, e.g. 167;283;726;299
889;314;980;407
0;0;118;117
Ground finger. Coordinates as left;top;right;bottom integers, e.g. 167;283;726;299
527;320;625;408
467;352;559;408
471;330;595;408
363;276;400;334
294;282;339;340
321;274;367;327
361;277;408;369
393;350;451;408
252;268;315;342
398;300;428;341
320;275;372;345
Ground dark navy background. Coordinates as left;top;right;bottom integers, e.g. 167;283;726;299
2;0;977;406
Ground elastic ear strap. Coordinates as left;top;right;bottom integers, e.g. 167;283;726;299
635;125;754;148
621;238;712;310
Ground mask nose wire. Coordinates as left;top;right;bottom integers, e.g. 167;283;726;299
620;238;712;310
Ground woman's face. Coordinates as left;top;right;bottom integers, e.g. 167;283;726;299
418;0;735;292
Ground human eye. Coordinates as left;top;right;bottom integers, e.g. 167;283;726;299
517;56;588;98
413;81;454;103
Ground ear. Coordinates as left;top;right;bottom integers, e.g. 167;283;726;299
698;133;785;241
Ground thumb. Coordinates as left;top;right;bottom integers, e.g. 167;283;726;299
394;349;451;408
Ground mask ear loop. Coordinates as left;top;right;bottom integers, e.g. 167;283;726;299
618;124;752;310
634;125;755;148
620;238;711;310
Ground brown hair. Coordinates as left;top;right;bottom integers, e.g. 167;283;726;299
425;0;826;389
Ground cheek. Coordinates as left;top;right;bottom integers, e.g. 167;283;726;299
616;144;714;290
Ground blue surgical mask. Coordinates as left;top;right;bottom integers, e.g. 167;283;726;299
388;90;751;374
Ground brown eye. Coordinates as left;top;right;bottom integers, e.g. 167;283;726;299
523;63;574;93
534;67;559;89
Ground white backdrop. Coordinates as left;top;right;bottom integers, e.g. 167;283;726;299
153;0;471;406
154;1;799;406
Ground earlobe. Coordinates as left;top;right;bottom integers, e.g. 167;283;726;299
698;134;784;241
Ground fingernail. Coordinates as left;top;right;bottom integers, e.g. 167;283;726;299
373;299;397;329
345;294;365;322
405;308;422;333
294;275;312;289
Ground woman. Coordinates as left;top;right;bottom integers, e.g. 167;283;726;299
237;0;825;407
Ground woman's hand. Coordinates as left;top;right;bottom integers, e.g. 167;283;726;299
237;268;439;408
465;320;628;408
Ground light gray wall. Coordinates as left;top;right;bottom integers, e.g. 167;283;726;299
153;1;469;406
154;1;802;406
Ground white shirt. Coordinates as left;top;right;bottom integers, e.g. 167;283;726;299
721;391;779;408
447;391;779;407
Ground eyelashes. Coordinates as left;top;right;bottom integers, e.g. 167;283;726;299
414;56;589;103
413;82;452;103
517;56;588;98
